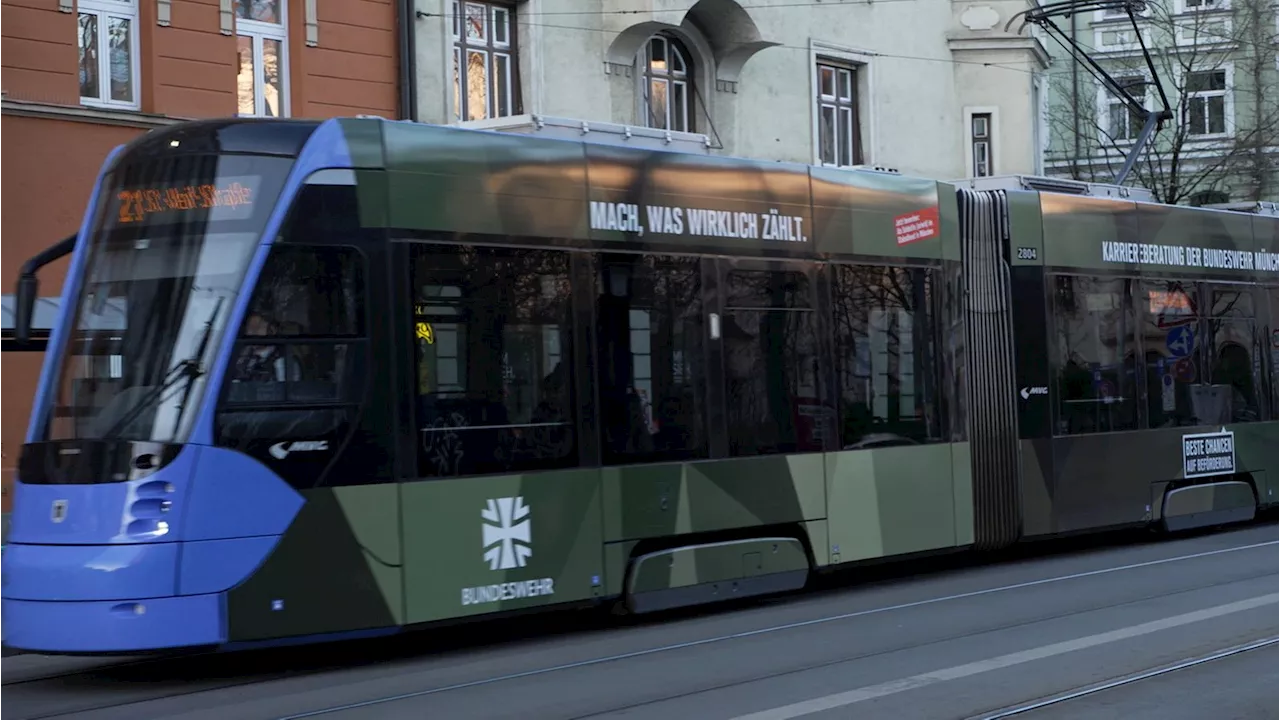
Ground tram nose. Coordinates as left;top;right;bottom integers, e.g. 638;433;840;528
9;479;183;544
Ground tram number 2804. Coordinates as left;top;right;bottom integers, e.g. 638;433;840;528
1016;247;1038;261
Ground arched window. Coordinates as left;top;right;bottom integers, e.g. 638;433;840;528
642;34;693;133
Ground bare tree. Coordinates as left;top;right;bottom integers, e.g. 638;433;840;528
1045;0;1278;204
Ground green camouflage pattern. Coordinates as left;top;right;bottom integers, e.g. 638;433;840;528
599;456;826;544
400;470;604;624
220;119;1277;642
226;445;974;638
1012;422;1278;539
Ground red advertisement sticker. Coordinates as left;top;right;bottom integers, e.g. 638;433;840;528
894;207;940;246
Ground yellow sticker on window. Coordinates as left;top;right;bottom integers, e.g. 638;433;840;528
416;321;435;344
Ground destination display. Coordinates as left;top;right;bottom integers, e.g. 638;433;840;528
1182;429;1236;479
1102;240;1279;273
112;177;259;225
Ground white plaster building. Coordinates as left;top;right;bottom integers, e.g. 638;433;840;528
409;0;1050;181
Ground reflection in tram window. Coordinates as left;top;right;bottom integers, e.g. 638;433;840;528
1206;284;1261;423
409;244;576;478
1051;275;1138;435
832;264;942;449
722;267;828;457
595;253;707;464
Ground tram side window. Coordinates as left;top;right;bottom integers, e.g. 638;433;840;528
218;245;367;445
1050;275;1138;435
410;244;577;478
1204;284;1261;423
723;267;827;457
832;264;943;449
1268;286;1279;418
1141;280;1202;428
596;254;708;464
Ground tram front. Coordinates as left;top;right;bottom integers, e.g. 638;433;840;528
2;119;325;654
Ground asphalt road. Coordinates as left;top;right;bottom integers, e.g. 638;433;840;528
4;522;1277;720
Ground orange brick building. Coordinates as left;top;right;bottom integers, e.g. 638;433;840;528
1;0;405;520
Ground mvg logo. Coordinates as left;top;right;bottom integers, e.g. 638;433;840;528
268;440;329;460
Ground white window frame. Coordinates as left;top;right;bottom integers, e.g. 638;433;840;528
77;0;142;110
1175;0;1231;14
236;0;291;118
1093;3;1150;22
963;106;999;178
1092;23;1153;53
815;60;861;168
1096;74;1151;146
1174;14;1234;46
1179;64;1233;140
636;33;693;133
452;0;518;124
808;40;875;168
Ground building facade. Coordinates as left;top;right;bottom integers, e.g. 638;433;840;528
407;0;1050;181
1041;0;1279;205
0;0;403;521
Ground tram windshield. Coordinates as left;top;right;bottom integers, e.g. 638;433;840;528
43;153;294;444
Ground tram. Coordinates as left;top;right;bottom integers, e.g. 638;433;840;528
3;117;1276;654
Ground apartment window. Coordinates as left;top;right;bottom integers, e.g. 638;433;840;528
77;0;140;109
642;34;693;132
453;1;518;122
1106;77;1147;141
1186;70;1228;135
1183;0;1225;10
816;61;861;167
970;113;993;177
235;0;288;117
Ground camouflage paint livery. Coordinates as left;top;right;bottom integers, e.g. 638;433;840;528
999;188;1278;540
221;119;1276;642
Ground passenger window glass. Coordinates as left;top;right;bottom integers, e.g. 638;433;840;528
1268;286;1279;418
723;267;829;456
833;265;942;449
1051;275;1138;435
217;245;367;453
1206;284;1261;424
224;246;365;406
243;245;364;337
1140;280;1202;429
597;254;707;464
410;245;576;478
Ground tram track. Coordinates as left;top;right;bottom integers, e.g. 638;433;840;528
5;530;1275;720
968;636;1279;719
479;577;1276;720
259;566;1280;717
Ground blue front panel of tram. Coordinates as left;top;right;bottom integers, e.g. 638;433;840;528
2;542;180;601
3;594;224;653
6;446;200;545
3;119;361;653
